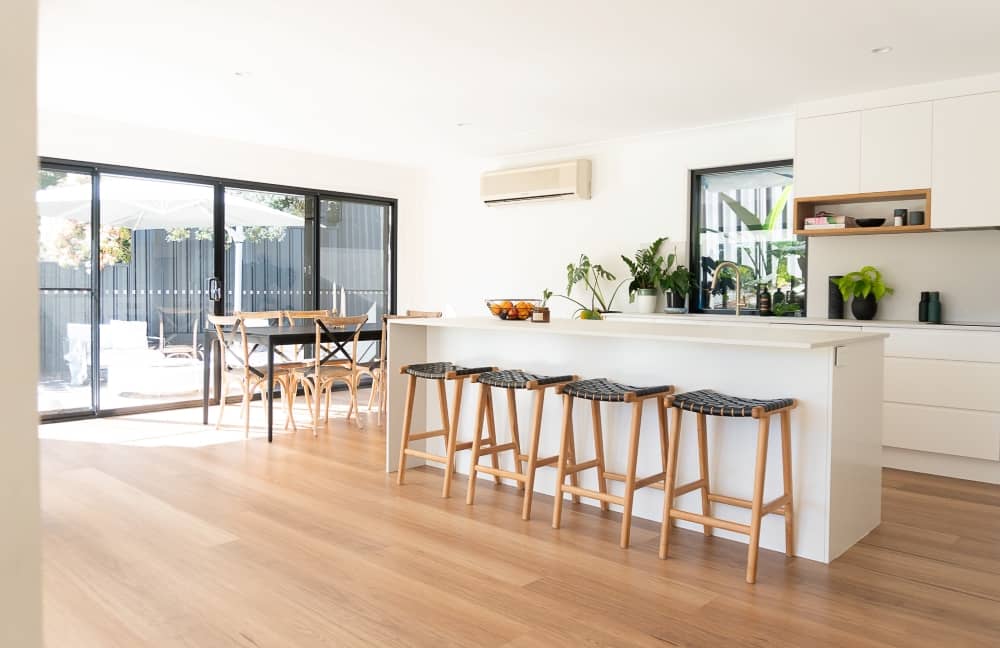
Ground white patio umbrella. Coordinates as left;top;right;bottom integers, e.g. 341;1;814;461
37;176;306;311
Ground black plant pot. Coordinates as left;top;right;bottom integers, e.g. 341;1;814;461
665;291;686;310
851;294;878;320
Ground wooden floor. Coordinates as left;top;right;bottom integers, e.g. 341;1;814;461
40;392;1000;647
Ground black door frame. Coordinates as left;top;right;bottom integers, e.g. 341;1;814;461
38;157;398;423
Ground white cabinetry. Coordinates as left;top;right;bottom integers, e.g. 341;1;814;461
860;103;933;192
932;91;1000;229
795;112;860;197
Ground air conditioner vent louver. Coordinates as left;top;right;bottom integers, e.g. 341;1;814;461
481;159;591;205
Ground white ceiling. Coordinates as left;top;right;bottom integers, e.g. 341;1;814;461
38;0;1000;166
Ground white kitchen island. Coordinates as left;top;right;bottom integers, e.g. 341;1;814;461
386;317;887;563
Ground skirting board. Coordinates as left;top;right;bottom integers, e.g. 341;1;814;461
883;447;1000;485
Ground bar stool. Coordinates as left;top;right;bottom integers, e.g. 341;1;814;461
466;369;577;520
658;389;797;584
396;361;495;498
552;378;674;549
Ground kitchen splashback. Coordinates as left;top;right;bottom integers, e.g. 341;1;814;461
806;229;1000;323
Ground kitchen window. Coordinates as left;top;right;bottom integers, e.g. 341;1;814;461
689;161;804;315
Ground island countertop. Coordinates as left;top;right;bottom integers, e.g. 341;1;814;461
391;316;888;350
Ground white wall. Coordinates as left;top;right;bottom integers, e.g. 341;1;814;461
38;111;430;312
808;230;1000;323
418;116;795;317
0;0;42;646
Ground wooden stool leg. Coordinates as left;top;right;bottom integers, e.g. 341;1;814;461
396;374;418;484
506;388;525;490
484;389;501;485
441;377;464;498
781;409;795;556
566;414;581;504
659;407;683;559
552;394;574;529
466;383;490;505
591;400;610;512
619;400;643;549
657;396;668;484
746;414;772;584
522;389;545;520
697;413;713;537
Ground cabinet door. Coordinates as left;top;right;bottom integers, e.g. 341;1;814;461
795;112;861;197
932;91;1000;228
860;103;932;192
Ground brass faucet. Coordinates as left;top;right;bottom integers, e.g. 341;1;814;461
710;261;743;316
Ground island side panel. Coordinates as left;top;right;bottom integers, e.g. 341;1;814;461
827;337;884;560
422;324;838;562
386;321;429;472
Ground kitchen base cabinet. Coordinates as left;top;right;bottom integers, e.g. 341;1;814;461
883;402;1000;461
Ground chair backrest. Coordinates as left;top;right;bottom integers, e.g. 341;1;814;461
207;314;248;375
235;310;284;328
283;309;332;326
313;314;368;374
405;310;443;318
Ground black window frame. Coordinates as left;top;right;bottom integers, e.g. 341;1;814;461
38;156;398;422
688;159;803;315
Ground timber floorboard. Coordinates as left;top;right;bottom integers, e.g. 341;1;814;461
39;392;1000;647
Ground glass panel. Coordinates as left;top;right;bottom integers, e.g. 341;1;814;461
319;199;389;320
98;174;214;410
223;188;310;314
37;169;95;414
694;164;804;315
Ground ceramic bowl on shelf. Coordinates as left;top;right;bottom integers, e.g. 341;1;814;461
855;218;886;228
485;299;540;320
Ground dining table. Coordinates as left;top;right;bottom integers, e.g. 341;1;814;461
202;322;383;441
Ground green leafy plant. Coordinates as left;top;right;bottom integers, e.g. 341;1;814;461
773;301;801;316
540;288;552;308
621;236;667;302
719;185;793;232
833;266;894;302
561;254;628;319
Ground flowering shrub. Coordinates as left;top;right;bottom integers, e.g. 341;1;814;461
47;220;132;268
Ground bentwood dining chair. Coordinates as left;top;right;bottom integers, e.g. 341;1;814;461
296;314;368;433
357;310;442;422
283;309;335;366
208;314;298;437
234;310;301;432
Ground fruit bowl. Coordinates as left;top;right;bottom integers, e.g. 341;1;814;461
485;299;541;321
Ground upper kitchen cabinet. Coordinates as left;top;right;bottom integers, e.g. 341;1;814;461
795;111;860;197
860;103;932;192
932;91;1000;229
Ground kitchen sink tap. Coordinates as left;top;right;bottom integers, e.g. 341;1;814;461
710;261;744;316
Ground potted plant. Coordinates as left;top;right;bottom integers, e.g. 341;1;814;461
532;289;552;323
832;266;894;320
556;254;628;320
621;237;667;314
658;248;692;312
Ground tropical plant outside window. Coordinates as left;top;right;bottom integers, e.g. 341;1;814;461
691;162;805;315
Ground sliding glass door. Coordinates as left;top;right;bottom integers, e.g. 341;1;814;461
37;158;395;420
37;168;96;415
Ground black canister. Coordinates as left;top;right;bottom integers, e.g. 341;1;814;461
828;275;845;319
918;291;930;322
927;292;942;324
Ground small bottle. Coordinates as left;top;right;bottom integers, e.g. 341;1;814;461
918;292;930;322
758;287;772;316
927;292;942;324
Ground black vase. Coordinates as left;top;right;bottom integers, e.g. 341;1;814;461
851;294;878;320
828;276;844;319
665;291;686;310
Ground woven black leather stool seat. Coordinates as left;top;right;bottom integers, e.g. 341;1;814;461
403;362;493;380
477;369;575;390
561;378;672;402
672;389;794;418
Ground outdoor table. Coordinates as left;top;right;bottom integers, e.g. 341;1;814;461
202;322;382;441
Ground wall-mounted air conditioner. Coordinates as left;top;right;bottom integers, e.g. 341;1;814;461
480;159;591;205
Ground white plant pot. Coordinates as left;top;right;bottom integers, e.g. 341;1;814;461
636;289;658;314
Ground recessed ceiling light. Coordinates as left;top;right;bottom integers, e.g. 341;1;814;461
456;122;471;127
233;71;250;77
871;46;893;55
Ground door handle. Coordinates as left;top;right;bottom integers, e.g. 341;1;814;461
207;277;222;302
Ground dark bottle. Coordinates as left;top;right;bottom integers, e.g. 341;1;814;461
927;292;942;324
758;287;772;316
918;291;930;322
829;275;845;319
